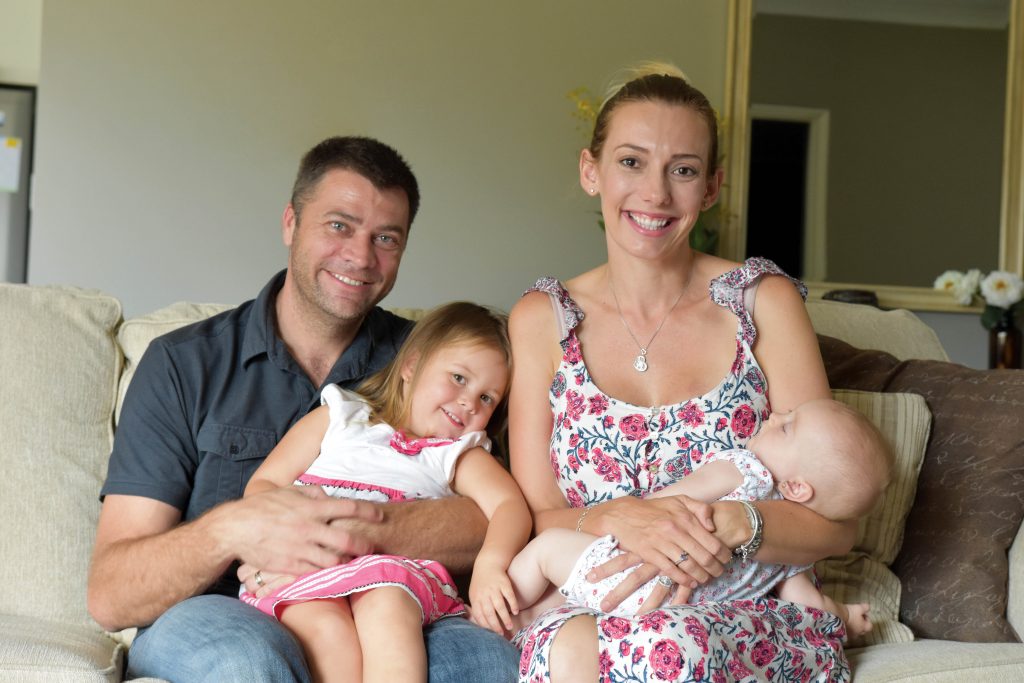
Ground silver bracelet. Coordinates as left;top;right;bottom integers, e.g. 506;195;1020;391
576;505;593;533
733;500;763;560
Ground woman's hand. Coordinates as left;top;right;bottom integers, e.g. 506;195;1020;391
586;494;732;612
237;562;296;598
468;560;519;636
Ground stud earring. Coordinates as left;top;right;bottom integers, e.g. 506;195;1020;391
589;188;597;195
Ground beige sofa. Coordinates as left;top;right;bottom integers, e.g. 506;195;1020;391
1;284;1022;682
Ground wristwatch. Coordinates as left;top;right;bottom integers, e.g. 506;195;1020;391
733;500;763;560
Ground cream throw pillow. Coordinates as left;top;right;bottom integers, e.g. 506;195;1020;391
115;301;233;422
0;284;122;627
816;389;931;646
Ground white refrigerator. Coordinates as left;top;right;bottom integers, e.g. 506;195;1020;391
0;86;34;283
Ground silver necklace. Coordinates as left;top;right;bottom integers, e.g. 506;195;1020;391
609;279;687;373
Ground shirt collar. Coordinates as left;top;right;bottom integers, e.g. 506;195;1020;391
241;269;286;366
241;269;407;388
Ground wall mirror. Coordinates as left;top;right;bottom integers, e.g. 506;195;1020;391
720;0;1023;310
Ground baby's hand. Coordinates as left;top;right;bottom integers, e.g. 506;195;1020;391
468;562;519;636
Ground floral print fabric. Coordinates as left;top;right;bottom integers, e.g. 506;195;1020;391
515;259;848;682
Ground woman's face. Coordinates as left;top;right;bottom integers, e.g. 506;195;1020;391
581;100;722;262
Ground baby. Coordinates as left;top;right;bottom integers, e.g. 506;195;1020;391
505;398;892;639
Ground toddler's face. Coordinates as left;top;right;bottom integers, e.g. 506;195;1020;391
401;342;508;440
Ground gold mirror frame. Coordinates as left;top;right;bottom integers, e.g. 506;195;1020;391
720;0;1024;311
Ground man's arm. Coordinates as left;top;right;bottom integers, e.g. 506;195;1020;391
88;489;382;631
346;495;489;572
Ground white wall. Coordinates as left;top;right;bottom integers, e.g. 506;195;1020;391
0;0;42;85
30;0;729;317
25;1;994;368
916;311;989;369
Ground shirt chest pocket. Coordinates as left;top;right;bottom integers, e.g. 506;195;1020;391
196;423;279;506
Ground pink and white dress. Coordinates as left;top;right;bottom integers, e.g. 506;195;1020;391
514;258;849;683
239;385;488;624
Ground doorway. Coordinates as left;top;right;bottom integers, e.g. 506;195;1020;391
745;104;829;281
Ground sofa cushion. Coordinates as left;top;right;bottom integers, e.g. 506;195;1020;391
820;334;1024;642
0;614;123;682
817;390;931;646
0;284;122;629
846;639;1024;682
806;299;949;362
116;301;233;422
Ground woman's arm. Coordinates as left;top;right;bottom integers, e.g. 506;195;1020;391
453;446;533;633
740;275;857;562
508;292;577;529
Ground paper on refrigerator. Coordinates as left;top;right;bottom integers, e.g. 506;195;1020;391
0;137;23;193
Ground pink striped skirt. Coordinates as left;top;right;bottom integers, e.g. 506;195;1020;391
240;554;466;624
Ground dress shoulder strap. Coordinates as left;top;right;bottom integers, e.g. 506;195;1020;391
709;257;807;345
524;277;585;342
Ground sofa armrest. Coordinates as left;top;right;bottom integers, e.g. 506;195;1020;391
1008;519;1024;637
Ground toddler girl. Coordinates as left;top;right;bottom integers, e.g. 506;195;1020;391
239;302;530;682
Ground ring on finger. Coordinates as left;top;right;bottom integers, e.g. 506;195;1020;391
656;575;674;588
675;552;689;567
254;570;265;588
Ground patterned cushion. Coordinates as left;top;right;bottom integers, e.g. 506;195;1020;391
821;334;1024;642
817;390;931;646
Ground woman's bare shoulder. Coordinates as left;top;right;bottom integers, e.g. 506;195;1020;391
694;252;741;282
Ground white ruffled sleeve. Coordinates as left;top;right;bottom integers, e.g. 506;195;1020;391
319;384;372;429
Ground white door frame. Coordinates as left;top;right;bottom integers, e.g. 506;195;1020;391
749;104;829;281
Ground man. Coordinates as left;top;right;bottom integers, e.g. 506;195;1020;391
88;136;519;681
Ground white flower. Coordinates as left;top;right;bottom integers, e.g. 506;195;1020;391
934;270;964;293
954;268;983;305
962;268;982;295
934;270;976;305
980;270;1024;309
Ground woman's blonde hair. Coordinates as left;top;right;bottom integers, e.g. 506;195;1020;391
357;301;512;437
589;61;720;173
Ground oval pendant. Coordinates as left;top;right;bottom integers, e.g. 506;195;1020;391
633;354;648;372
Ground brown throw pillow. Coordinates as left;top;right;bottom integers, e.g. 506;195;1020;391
819;334;1024;643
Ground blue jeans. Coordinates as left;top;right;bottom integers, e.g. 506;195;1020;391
127;595;519;682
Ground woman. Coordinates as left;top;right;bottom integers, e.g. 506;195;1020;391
508;63;856;682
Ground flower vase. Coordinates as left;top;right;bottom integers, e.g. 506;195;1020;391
989;308;1022;369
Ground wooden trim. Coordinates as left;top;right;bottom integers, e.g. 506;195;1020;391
732;0;1024;307
805;281;983;313
720;0;753;262
1001;0;1024;275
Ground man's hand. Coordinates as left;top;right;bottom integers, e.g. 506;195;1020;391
237;562;296;597
216;484;383;576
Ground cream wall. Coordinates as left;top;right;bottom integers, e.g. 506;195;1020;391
29;0;730;317
0;0;42;84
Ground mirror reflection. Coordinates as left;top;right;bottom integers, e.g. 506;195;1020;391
746;1;1009;287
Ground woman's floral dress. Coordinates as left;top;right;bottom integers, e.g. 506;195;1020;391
514;258;849;683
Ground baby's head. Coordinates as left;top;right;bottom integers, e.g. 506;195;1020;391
358;301;511;439
748;398;892;521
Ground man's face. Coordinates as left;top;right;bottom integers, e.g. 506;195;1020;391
283;168;410;324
